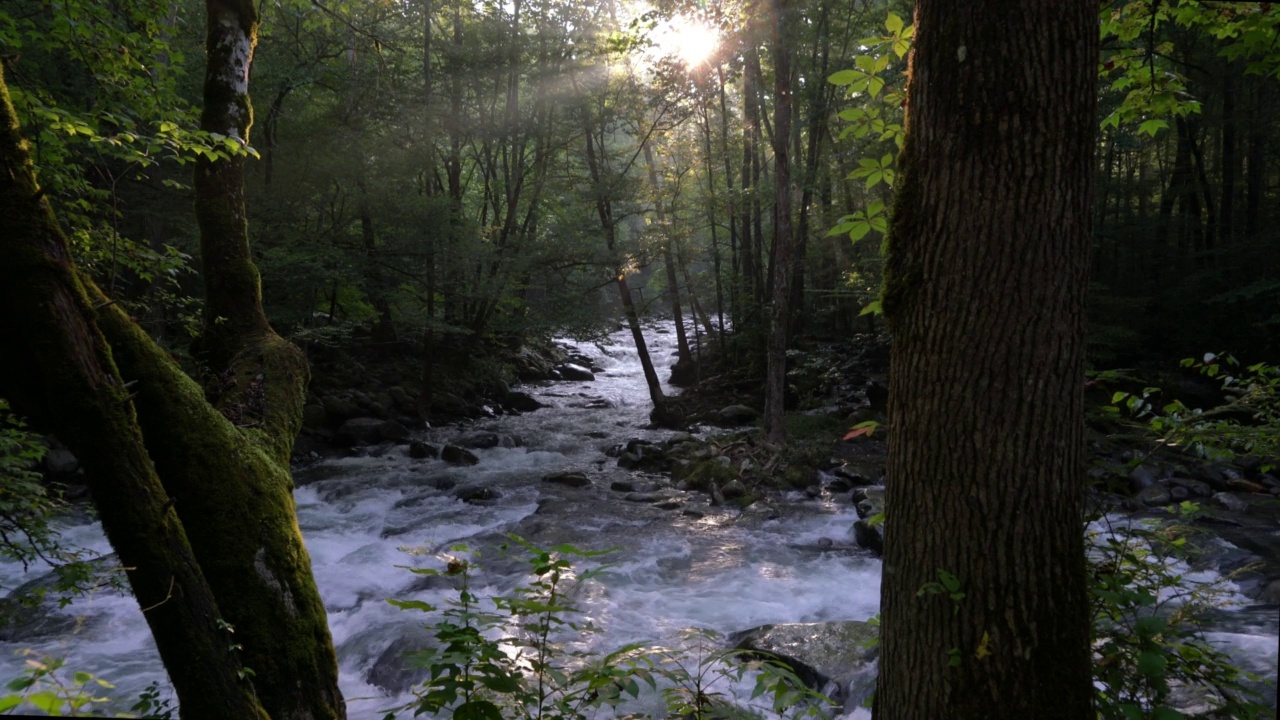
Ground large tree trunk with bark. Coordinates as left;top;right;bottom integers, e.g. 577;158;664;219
0;64;271;720
875;1;1096;718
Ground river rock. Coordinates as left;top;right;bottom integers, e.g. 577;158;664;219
716;405;759;425
409;441;437;460
1137;484;1173;507
544;472;591;488
1259;578;1280;604
455;431;520;449
322;395;361;422
504;391;544;412
610;480;636;492
666;432;696;448
731;621;879;711
366;630;433;694
1211;492;1248;513
455;486;502;503
1169;477;1212;498
388;386;413;410
722;479;747;500
335;418;385;446
853;520;884;555
1129;464;1160;492
379;420;410;442
441;446;479;466
302;403;327;429
43;447;80;476
556;363;595;381
624;492;670;503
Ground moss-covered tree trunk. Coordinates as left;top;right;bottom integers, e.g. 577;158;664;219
103;2;347;718
0;64;271;720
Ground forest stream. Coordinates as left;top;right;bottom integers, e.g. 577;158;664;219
1;324;1276;718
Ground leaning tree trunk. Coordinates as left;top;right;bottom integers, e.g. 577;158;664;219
875;1;1096;718
0;64;271;720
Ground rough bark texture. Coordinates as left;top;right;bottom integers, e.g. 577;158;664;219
876;1;1096;718
0;64;271;720
764;0;796;444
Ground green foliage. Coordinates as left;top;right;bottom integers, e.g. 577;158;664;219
1101;1;1280;134
826;10;912;319
1088;512;1271;719
385;537;830;720
128;680;175;719
0;653;116;716
0;399;61;572
1108;354;1280;465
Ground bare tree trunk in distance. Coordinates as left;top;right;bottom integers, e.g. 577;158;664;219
643;141;693;373
875;0;1097;717
764;0;796;444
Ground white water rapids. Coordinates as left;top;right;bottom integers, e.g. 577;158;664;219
0;323;1274;717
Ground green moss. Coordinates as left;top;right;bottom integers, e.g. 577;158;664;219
0;66;271;720
679;457;740;492
97;303;343;720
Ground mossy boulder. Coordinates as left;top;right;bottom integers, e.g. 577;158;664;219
731;620;879;711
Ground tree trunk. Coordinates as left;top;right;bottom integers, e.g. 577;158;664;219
643;141;693;368
184;2;348;717
876;1;1096;717
764;0;796;444
1219;61;1238;243
584;122;674;426
0;65;271;720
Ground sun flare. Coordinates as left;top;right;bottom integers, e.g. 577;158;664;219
654;18;719;68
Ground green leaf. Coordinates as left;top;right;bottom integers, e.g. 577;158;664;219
828;69;859;86
386;598;436;612
0;696;22;713
859;301;882;317
27;691;64;713
1138;119;1169;136
886;12;904;34
455;699;504;720
478;672;520;693
1135;615;1167;638
1137;649;1167;679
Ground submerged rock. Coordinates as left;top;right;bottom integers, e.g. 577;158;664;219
408;441;438;460
441;445;479;466
504;391;544;412
543;471;591;488
556;363;595;381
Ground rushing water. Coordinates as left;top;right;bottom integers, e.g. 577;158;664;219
0;323;1274;717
